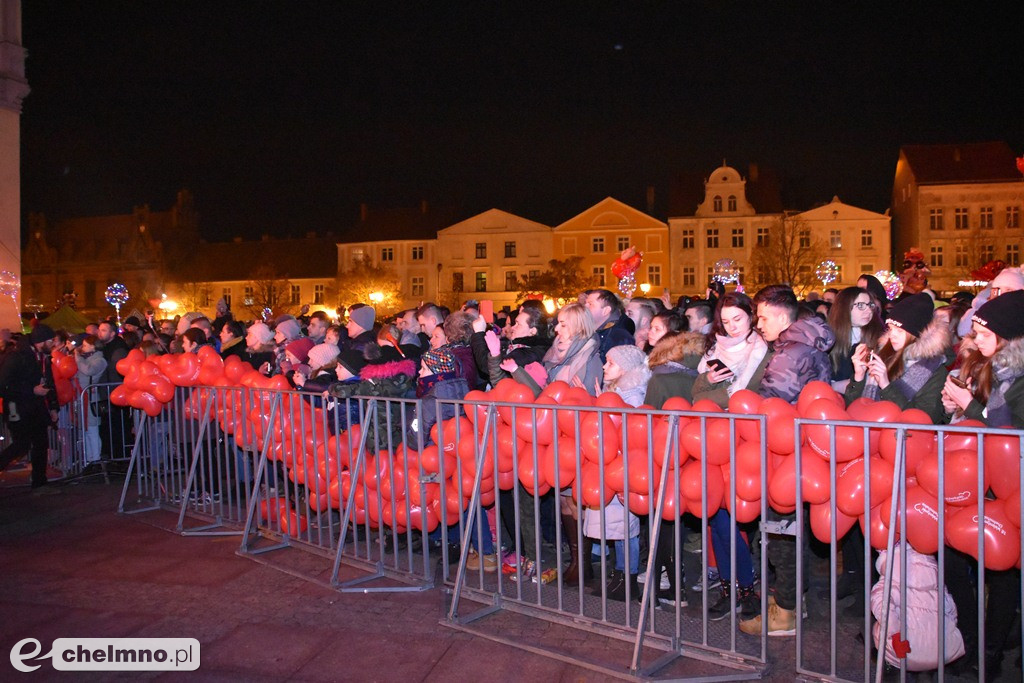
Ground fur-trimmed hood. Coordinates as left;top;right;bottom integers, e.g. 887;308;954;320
648;331;706;369
903;319;952;363
993;336;1024;376
360;358;417;380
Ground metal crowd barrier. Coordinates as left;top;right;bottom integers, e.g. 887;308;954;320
439;397;771;680
793;417;1024;683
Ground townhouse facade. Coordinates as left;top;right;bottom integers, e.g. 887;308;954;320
891;141;1024;294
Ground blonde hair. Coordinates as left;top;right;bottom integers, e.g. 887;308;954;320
557;303;596;341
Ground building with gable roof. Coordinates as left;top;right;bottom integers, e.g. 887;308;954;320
789;196;891;289
552;197;668;297
436;208;552;312
891;141;1024;293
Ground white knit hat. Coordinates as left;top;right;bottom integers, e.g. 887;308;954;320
307;343;340;370
606;344;648;373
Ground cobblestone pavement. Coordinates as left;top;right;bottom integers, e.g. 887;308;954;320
1;470;1011;682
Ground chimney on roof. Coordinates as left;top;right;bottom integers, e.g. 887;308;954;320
646;186;655;214
954;148;961;163
421;200;429;215
360;203;368;222
748;163;759;182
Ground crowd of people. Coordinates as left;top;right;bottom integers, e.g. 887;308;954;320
3;268;1023;677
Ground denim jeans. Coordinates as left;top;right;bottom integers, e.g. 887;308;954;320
709;509;754;587
614;537;640;574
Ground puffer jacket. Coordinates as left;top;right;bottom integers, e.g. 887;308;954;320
959;336;1024;428
327;359;416;451
759;317;835;404
644;331;706;408
405;373;470;449
871;546;964;671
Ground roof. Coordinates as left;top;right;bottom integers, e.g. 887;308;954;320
900;141;1021;184
339;203;463;242
553;197;666;232
795;196;890;221
439;208;551;235
186;237;339;282
668;163;784;216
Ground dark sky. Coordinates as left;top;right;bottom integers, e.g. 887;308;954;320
20;3;1024;241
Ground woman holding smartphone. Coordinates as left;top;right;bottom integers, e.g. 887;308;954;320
689;292;768;620
845;292;950;424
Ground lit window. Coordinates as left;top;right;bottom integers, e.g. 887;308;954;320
475;272;487;292
830;230;842;249
504;271;517;291
411;277;425;297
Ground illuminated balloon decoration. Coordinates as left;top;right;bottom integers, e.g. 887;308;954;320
262;307;273;322
815;260;838;287
105;283;130;327
712;258;739;284
611;247;643;298
873;270;903;301
0;270;20;317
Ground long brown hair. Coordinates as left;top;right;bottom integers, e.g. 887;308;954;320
876;334;917;381
828;287;884;375
706;292;756;352
957;337;1007;405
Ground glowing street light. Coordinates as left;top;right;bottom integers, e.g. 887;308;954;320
368;291;384;304
639;283;651;295
158;293;179;314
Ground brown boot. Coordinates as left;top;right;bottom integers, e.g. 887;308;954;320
561;514;581;585
581;537;594;585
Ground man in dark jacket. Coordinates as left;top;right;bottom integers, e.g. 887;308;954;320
0;325;59;492
740;285;834;639
584;289;635;364
343;305;378;355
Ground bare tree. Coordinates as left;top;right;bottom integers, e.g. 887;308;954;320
517;256;595;304
244;265;297;318
748;217;829;296
335;256;402;315
175;281;213;313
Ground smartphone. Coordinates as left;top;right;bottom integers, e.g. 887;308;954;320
948;375;968;389
707;358;732;374
479;299;494;323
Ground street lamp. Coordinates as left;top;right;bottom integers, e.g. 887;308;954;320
368;291;384;304
158;293;179;315
639;283;651;295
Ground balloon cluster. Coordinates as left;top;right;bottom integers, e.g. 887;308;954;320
103;350;1021;568
105;283;130;326
0;270;20;302
873;270;903;301
611;247;642;298
712;259;739;285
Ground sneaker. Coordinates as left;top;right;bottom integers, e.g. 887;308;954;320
707;588;738;622
767;594;808;619
637;569;671;590
657;587;687;608
739;601;796;637
466;550;498;573
692;568;721;593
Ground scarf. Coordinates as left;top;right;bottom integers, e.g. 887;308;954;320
862;355;943;402
544;335;598;385
697;332;768;396
984;364;1019;427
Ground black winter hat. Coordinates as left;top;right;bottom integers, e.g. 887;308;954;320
336;349;367;376
29;323;56;345
972;290;1024;341
886;293;933;338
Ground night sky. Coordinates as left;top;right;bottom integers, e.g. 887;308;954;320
19;3;1024;241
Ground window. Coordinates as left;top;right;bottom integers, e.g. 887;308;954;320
681;229;695;249
929;209;944;230
647;265;661;286
981;244;995;262
504;271;517;291
798;265;812;277
1008;206;1021;228
1008;244;1021;266
860;264;873;274
411;276;425;297
835;264;843;282
504;241;516;258
713;195;723;212
313;284;324;305
732;228;744;248
222;287;232;309
929;246;943;268
727;195;737;212
528;269;540;280
592;237;605;253
452;272;464;292
954;207;969;230
244;286;254;306
799;230;810;248
411;245;424;260
860;229;872;248
380;247;394;262
706;228;719;249
593;266;606;287
830;230;842;249
202;289;211;308
980;207;994;229
617;236;630;252
475;242;487;259
955;244;969;268
756;227;769;247
352;247;365;264
475;272;487;292
683;267;695;287
290;284;301;305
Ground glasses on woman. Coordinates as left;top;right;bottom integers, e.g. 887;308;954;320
852;301;876;311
